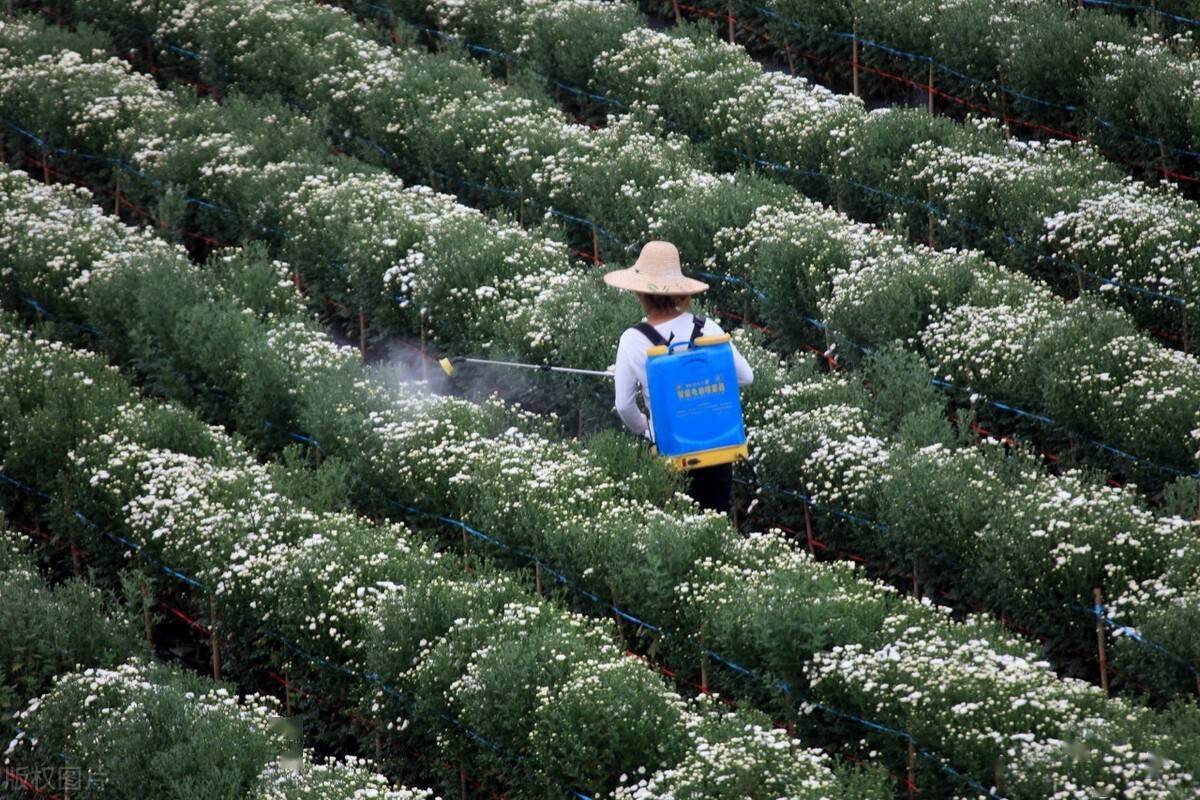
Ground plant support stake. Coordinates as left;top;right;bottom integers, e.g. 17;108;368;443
997;68;1012;140
851;21;861;97
210;597;222;681
359;310;367;362
70;534;82;577
1093;587;1109;695
927;63;934;114
142;581;155;651
907;741;917;800
803;505;816;556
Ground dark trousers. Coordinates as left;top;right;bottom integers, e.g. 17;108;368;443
687;463;733;514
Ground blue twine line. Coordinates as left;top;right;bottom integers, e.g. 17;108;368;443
738;478;891;533
0;719;71;764
160;41;215;64
702;648;1006;799
0;113;292;241
931;381;1200;480
265;629;552;772
426;167;625;245
551;80;626;107
737;475;963;573
730;150;1191;308
1039;253;1189;306
1082;0;1200;26
391;503;661;632
344;129;628;248
264;421;324;452
361;3;518;63
696;270;767;301
0;472;57;502
1;472;207;589
286;431;323;450
363;0;625;123
19;296;106;338
1073;602;1199;677
740;475;1197;667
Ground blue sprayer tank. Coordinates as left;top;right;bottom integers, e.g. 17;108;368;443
644;334;749;470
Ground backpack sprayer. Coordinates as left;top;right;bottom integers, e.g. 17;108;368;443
439;319;748;471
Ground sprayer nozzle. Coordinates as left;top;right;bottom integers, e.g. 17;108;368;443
438;358;456;377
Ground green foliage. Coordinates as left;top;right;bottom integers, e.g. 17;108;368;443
528;657;691;795
10;660;284;800
268;446;353;513
0;536;142;716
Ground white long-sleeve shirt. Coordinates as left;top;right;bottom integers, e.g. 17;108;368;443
613;312;754;439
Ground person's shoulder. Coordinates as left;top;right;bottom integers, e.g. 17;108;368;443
698;314;725;335
618;323;647;350
619;321;646;340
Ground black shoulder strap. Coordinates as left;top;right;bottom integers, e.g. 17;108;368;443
634;317;706;349
634;322;669;347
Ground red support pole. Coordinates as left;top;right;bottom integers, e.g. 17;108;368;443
851;18;861;97
1093;587;1110;695
803;505;816;556
927;62;934;114
210;597;222;681
359;310;368;362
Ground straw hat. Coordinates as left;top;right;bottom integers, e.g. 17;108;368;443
603;241;709;296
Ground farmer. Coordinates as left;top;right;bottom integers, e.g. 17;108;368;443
605;241;754;514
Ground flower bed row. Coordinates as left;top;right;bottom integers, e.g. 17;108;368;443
348;0;1200;348
3;146;1199;798
641;0;1200;185
2;13;1199;699
1075;0;1200;42
0;317;889;799
45;0;1200;478
0;528;431;800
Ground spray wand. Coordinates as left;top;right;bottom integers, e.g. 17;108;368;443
439;356;613;379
